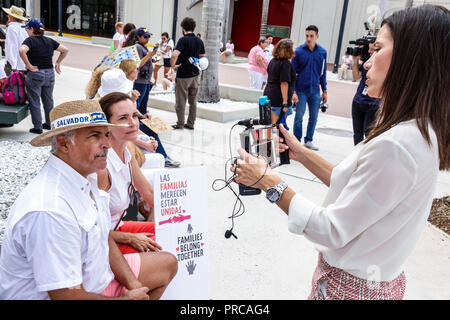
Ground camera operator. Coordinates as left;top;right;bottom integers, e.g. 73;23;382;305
351;40;381;145
231;4;449;300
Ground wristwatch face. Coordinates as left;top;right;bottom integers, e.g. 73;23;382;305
266;188;279;203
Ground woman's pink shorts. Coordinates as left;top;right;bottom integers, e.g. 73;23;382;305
101;253;141;297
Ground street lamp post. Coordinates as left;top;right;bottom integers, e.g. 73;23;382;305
58;0;63;37
333;0;349;73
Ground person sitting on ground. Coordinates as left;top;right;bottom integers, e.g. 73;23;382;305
0;99;177;300
162;69;176;91
338;49;353;80
98;93;169;255
220;39;234;63
99;67;180;168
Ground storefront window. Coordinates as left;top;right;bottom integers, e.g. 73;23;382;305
41;0;116;37
0;0;26;23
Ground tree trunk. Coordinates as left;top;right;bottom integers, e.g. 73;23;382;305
198;0;224;103
259;0;270;38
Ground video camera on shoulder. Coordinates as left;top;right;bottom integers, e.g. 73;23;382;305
236;96;290;196
347;22;377;61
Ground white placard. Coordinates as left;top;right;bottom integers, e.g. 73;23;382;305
153;167;209;300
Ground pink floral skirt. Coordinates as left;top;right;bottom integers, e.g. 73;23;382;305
308;253;406;300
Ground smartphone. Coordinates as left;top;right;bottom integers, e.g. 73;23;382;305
153;45;159;51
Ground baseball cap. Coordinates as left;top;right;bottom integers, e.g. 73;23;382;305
22;18;44;30
136;27;152;38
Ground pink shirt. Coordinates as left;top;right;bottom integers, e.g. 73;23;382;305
248;45;268;75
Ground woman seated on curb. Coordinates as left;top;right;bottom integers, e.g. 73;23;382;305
98;92;163;254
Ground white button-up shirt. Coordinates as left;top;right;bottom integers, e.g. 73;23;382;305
0;155;114;300
288;120;440;281
5;21;28;70
107;147;132;230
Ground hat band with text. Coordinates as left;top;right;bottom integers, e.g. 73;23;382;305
51;112;108;130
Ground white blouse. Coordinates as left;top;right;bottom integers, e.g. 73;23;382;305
106;147;132;230
288;120;440;281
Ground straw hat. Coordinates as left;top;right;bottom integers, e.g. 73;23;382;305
98;68;133;98
30;100;126;147
2;5;27;22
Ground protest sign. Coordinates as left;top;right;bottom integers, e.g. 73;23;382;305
153;167;209;300
141;117;173;134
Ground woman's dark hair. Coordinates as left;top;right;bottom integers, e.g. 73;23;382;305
31;27;44;36
272;38;294;60
123;29;137;48
123;23;136;36
181;17;196;32
365;5;449;170
99;92;133;121
161;32;169;38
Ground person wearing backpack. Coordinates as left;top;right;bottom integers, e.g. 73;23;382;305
19;18;68;134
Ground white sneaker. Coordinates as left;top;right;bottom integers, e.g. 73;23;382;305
304;141;319;151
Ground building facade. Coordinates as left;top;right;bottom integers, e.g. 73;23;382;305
7;0;450;63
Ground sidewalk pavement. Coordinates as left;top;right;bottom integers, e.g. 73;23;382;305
0;64;449;300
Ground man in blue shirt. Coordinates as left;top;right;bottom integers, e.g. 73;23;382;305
291;25;328;151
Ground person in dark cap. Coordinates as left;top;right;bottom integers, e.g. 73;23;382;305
133;27;156;115
19;18;69;134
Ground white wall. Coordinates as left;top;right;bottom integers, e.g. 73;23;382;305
175;0;204;41
124;0;174;45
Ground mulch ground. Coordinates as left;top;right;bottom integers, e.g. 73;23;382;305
428;196;450;236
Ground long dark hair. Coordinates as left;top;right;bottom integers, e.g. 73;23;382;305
365;5;449;170
123;29;137;48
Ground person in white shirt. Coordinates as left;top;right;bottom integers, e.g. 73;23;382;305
220;39;234;63
97;93;165;250
338;49;353;80
232;5;449;300
153;32;174;85
112;21;125;51
111;21;125;51
264;34;274;63
0;100;177;300
2;5;28;72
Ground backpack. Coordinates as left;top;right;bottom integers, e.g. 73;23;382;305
2;71;27;105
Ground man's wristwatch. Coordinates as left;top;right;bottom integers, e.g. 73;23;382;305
266;182;288;203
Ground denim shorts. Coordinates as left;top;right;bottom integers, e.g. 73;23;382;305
271;106;293;117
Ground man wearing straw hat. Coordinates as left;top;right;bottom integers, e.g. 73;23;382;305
0;100;178;300
2;5;28;73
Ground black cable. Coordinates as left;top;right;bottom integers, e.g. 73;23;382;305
212;124;270;239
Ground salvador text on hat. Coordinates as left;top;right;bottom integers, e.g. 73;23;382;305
30;100;126;147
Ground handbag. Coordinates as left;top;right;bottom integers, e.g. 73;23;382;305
113;162;137;231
